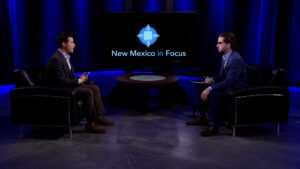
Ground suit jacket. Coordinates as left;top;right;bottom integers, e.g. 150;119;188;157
46;50;79;87
211;50;247;91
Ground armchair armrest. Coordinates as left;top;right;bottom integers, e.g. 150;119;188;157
226;86;289;97
225;86;290;125
10;86;78;98
10;86;83;126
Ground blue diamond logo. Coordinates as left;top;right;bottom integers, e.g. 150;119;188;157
137;24;160;48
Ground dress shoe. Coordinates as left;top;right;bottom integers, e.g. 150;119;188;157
186;118;208;126
98;117;114;126
85;122;106;134
201;126;219;136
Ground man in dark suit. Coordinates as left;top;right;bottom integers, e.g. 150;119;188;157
46;32;114;134
186;32;247;136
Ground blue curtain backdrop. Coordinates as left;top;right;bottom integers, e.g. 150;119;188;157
0;0;299;84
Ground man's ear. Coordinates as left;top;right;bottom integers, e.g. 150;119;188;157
62;42;66;47
227;43;231;49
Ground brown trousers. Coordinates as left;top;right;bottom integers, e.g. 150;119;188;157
74;84;106;123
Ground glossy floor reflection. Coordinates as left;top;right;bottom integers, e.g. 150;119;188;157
0;72;300;169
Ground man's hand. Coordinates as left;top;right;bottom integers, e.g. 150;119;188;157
201;87;211;101
205;77;214;84
79;72;90;83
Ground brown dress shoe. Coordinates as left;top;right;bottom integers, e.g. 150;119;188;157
85;122;106;134
201;126;219;136
186;118;208;126
98;117;114;126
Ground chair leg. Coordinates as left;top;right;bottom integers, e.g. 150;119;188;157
69;126;73;139
232;126;236;137
276;123;280;136
20;125;23;138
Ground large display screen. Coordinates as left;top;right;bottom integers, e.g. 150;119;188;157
97;12;198;70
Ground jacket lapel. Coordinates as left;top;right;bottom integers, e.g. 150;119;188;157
56;51;75;78
225;51;234;70
220;51;234;78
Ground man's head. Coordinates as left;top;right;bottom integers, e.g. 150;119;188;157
56;32;76;54
217;32;238;54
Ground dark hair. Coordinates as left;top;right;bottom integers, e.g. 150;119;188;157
219;32;238;51
56;32;74;48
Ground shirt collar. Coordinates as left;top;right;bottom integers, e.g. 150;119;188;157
223;50;232;61
58;49;70;61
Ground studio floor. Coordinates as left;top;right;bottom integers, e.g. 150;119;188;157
0;71;300;169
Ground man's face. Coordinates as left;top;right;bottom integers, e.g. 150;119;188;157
63;37;76;54
216;37;230;54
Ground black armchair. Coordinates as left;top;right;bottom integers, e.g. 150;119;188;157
10;68;84;138
191;65;290;136
225;65;290;136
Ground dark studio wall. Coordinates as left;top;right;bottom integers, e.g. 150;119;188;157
0;0;299;84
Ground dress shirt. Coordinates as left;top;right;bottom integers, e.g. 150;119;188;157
208;50;232;91
57;49;82;84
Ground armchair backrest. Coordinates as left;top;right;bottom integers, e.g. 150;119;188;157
13;69;35;87
246;65;285;86
13;66;46;88
269;68;285;86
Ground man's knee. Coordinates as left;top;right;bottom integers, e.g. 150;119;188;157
76;88;94;98
88;84;100;93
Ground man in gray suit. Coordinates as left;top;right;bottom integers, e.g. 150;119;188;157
186;32;247;136
46;32;114;134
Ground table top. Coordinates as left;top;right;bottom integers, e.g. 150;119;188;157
129;75;166;81
116;74;180;86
